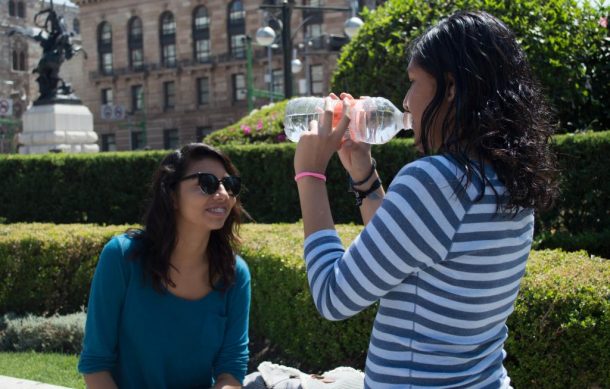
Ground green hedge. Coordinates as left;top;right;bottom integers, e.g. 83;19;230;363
0;223;608;388
2;131;610;257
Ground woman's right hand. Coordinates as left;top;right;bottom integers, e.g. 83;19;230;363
334;93;374;182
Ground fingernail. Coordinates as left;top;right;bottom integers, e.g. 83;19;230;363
323;97;332;112
343;98;352;119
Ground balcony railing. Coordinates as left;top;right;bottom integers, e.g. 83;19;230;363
89;37;340;80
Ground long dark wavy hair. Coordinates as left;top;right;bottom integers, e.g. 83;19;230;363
128;143;245;292
408;10;558;212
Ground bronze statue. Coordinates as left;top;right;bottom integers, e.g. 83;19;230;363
8;0;86;105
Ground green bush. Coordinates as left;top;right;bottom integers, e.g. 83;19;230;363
0;312;85;354
0;141;419;225
537;131;610;234
0;152;165;225
204;101;289;146
534;229;610;260
2;131;610;257
333;0;610;132
0;223;608;388
0;224;131;315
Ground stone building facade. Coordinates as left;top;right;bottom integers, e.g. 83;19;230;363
74;0;383;151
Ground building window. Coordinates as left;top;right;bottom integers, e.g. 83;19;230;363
128;17;144;71
101;134;117;151
73;18;80;34
303;0;323;40
197;77;209;105
101;88;113;105
272;69;283;96
163;81;175;110
16;0;24;18
11;50;26;71
196;126;212;141
19;51;26;71
305;23;323;39
228;1;246;59
97;22;113;75
131;131;145;150
233;73;246;102
8;0;15;16
310;64;324;95
163;129;180;149
12;51;18;70
193;6;211;63
131;85;143;112
160;12;176;67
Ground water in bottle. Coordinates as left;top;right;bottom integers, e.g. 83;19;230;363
283;96;412;144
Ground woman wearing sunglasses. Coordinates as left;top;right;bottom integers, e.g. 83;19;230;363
79;143;249;389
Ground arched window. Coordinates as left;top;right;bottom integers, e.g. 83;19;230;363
159;11;176;67
8;0;16;17
192;6;210;63
128;17;144;70
97;22;113;75
227;1;245;59
12;50;19;70
73;18;80;34
19;51;26;71
16;0;25;18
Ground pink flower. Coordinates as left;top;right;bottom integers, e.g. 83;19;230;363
257;120;263;131
600;17;608;28
241;125;251;135
276;133;287;142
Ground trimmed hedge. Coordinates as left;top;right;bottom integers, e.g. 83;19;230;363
0;223;608;388
2;131;610;257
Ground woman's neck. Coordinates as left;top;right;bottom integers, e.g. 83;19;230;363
170;225;211;271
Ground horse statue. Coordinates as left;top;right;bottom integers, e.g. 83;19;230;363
8;0;86;105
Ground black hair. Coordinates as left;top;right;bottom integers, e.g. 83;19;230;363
128;143;245;292
408;10;558;212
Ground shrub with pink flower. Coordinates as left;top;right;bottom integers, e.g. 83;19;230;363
241;125;252;136
600;16;608;29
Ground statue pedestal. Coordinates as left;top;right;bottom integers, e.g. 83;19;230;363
18;104;99;154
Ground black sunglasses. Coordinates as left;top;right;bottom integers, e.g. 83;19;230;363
180;172;241;196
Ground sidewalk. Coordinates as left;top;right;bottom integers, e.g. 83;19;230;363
0;376;71;389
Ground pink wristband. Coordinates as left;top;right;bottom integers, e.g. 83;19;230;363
294;171;327;182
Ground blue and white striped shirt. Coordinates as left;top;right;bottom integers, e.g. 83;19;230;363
304;155;533;388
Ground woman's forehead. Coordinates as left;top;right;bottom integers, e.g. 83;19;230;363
185;158;227;176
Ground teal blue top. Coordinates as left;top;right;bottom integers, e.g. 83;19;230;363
78;234;250;388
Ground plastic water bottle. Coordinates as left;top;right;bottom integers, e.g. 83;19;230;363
283;96;412;144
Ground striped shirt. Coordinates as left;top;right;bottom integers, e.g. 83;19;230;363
304;155;533;389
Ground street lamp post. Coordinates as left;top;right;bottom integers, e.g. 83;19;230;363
0;80;24;153
257;0;363;99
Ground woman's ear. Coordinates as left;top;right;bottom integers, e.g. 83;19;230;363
446;73;456;102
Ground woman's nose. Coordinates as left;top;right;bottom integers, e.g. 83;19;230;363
214;182;230;197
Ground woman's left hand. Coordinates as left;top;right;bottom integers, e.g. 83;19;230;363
294;95;351;175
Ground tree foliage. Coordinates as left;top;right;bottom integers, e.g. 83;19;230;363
332;0;610;132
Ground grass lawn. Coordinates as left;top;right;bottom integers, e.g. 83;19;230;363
0;351;84;388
